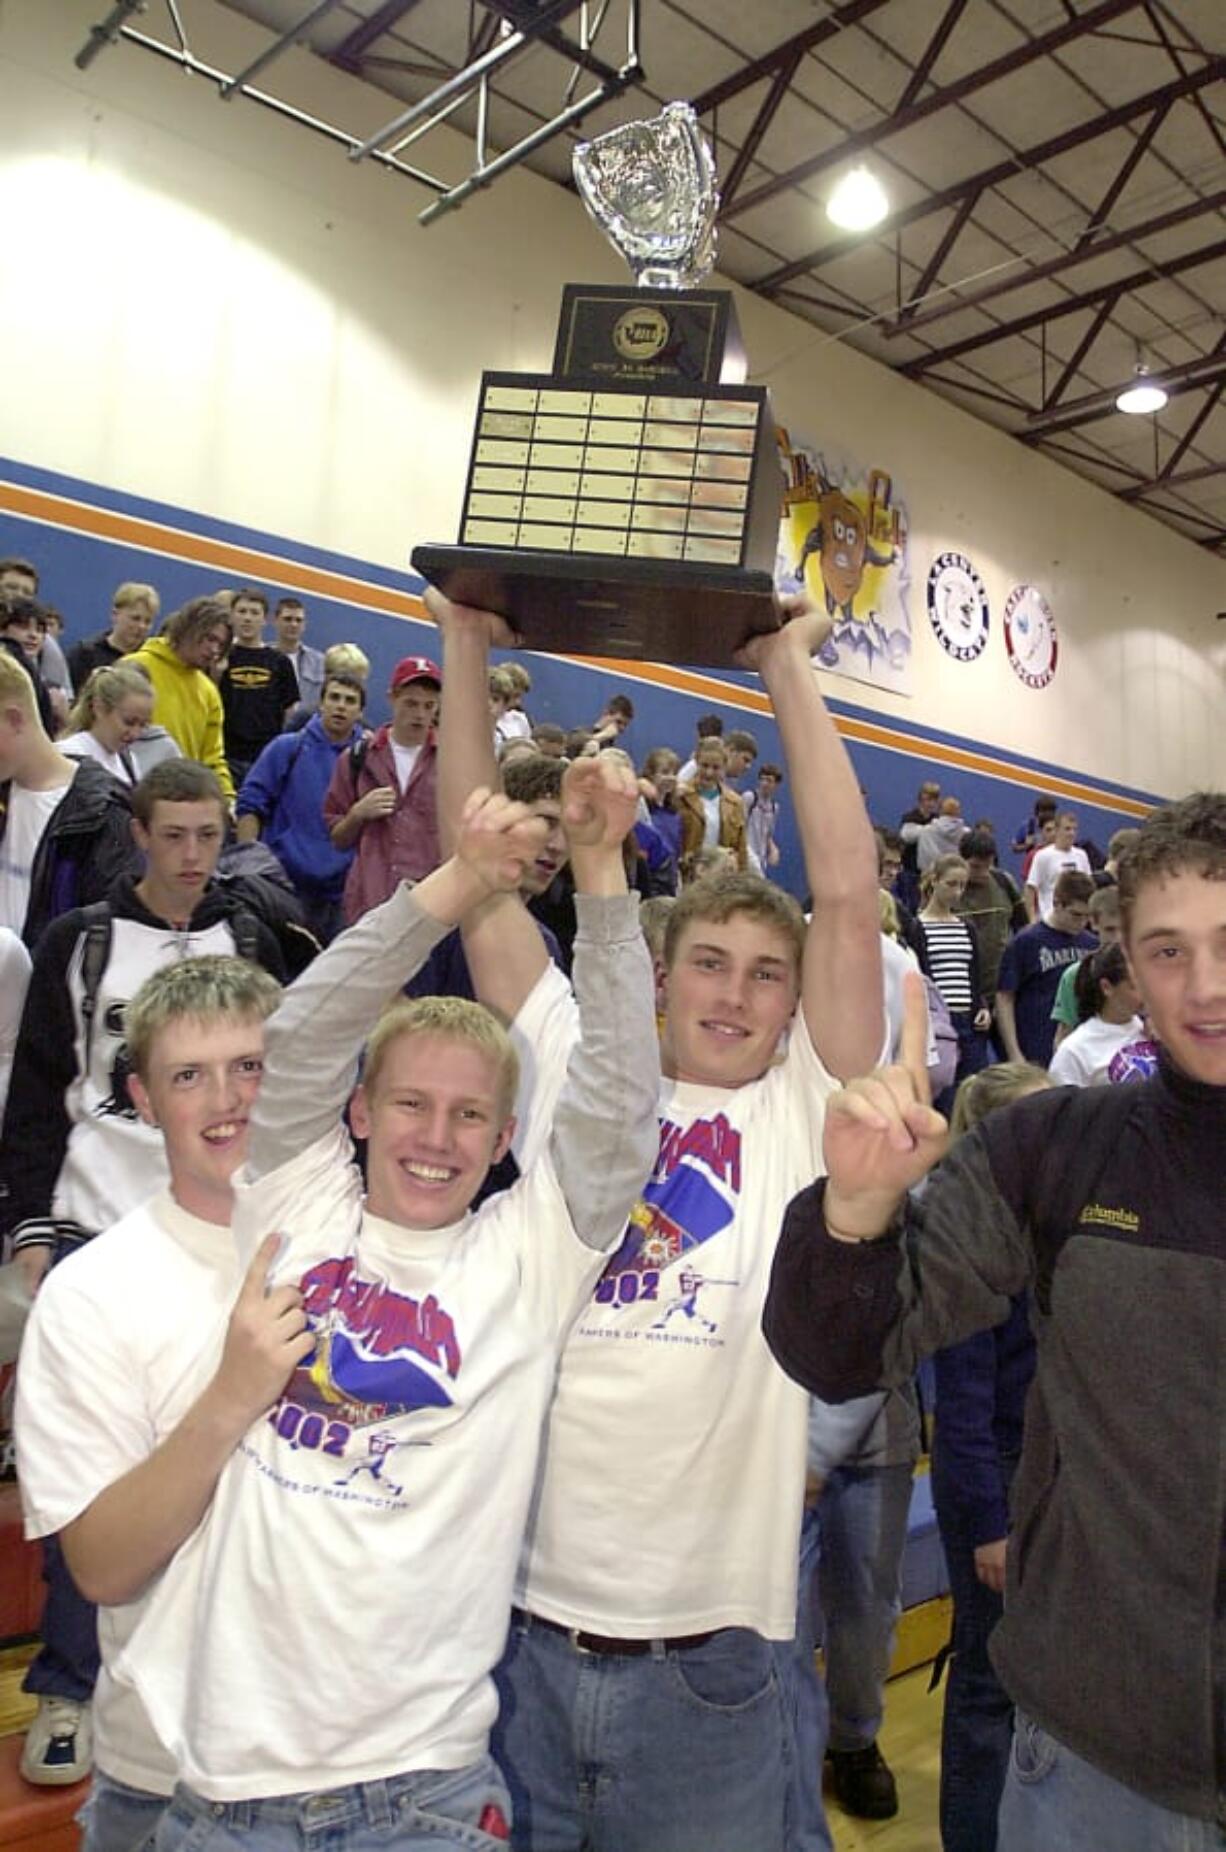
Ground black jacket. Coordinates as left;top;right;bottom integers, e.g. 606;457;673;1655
0;758;141;949
764;1064;1226;1823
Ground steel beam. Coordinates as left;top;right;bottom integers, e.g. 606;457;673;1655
220;0;347;98
1071;100;1170;250
1022;346;1226;441
692;0;892;118
724;0;1143;223
721;48;803;211
895;0;971;114
895;188;979;326
349;0;584;162
1120;457;1225;498
753;61;1220;294
1041;290;1122;409
74;0;144;70
886;185;1226;341
328;0;423;74
898;233;1226;376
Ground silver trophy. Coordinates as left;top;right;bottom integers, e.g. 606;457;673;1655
573;101;719;290
411;99;783;665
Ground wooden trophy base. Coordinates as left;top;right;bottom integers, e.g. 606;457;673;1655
410;545;780;668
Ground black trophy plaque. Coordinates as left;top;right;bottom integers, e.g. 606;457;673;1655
412;105;782;667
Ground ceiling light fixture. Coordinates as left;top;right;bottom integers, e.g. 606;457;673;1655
1115;360;1168;416
826;166;890;232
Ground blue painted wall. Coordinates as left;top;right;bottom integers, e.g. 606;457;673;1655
1;457;1158;896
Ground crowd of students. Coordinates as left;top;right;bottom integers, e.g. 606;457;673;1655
0;553;1222;1852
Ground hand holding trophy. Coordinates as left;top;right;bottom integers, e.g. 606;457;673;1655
412;102;783;668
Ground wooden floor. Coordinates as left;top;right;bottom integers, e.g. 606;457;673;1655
827;1665;944;1851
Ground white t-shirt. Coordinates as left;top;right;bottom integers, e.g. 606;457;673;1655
496;710;532;745
0;927;31;1120
0;778;72;933
1048;1013;1143;1087
389;739;422;792
700;789;721;849
513;1000;837;1639
1028;843;1092;922
121;1113;608;1801
15;1194;240;1795
59;731;134;785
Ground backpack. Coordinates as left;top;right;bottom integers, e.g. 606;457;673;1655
77;899;263;1067
214;846;319;980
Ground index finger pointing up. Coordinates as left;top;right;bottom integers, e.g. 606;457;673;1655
898;971;932;1105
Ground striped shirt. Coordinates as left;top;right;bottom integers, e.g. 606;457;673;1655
920;917;975;1013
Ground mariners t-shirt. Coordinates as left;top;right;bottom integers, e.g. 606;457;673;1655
121;1115;607;1801
513;1002;838;1639
998;922;1096;1065
16;1194;240;1795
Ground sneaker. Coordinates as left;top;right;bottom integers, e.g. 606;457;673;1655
827;1741;899;1819
20;1696;93;1786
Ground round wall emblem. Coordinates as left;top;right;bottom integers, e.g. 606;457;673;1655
612;305;670;360
926;551;989;661
1003;584;1058;689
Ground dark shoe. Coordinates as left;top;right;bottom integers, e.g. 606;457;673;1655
827;1741;899;1819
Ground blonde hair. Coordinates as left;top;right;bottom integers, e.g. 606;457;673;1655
664;869;805;972
502;662;532;696
323;643;369;683
113;582;160;617
639;895;675;964
949;1061;1051;1139
879;888;902;939
920;852;966;904
488;666;515;701
125;956;282;1080
0;649;40;718
68;661;153;733
362;995;519;1119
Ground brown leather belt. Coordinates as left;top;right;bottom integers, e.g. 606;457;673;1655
514;1608;718;1657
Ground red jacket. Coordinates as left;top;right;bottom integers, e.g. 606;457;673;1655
323;727;440;924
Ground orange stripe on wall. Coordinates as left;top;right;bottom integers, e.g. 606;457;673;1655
569;653;1153;818
0;482;428;621
1;477;1152;820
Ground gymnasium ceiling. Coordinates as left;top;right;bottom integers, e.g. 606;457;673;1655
82;0;1226;555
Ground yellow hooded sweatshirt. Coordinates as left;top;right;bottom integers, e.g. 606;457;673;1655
128;635;235;803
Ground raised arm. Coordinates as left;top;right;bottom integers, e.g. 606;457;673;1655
427;586;550;1020
251;792;549;1177
762;977;1029;1401
737;601;883;1080
548;753;660;1250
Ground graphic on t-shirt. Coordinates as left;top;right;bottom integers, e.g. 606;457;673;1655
335;1430;406;1496
594;1112;743;1292
285;1255;462;1427
650;1266;737;1335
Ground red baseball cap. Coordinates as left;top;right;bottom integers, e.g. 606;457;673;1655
390;654;442;691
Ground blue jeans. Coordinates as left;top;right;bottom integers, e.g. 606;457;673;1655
931;1453;1017;1852
154;1761;512;1852
492;1614;790;1852
998;1713;1224;1852
79;1770;168;1852
775;1463;913;1851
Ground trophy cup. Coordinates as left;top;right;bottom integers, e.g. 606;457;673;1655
411;102;782;666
